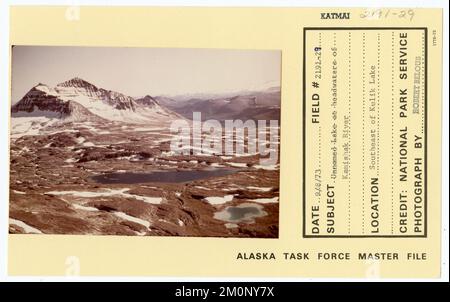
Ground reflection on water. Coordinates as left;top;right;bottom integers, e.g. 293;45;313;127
214;203;267;223
228;206;260;220
91;168;238;184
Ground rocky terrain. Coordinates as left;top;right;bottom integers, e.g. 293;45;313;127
9;78;280;238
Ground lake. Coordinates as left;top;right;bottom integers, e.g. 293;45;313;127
214;203;267;223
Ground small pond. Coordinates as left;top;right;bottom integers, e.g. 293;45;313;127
214;203;267;223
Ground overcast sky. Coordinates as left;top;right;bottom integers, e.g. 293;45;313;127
11;46;280;103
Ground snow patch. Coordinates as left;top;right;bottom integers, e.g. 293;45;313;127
247;186;272;192
76;136;86;144
82;142;95;147
195;186;211;190
113;212;150;229
12;190;26;195
72;203;99;212
9;218;42;234
204;195;234;205
227;162;247;168
225;223;239;229
10;116;57;139
45;189;163;204
249;197;279;204
252;164;279;171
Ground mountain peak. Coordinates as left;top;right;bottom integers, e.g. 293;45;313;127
57;77;97;89
33;83;52;93
143;95;155;100
135;95;160;106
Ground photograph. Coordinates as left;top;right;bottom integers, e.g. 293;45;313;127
9;46;281;238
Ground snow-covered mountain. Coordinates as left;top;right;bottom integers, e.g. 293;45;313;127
11;83;104;122
164;84;281;102
157;88;281;122
11;77;181;124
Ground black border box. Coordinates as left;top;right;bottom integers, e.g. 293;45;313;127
302;27;428;238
